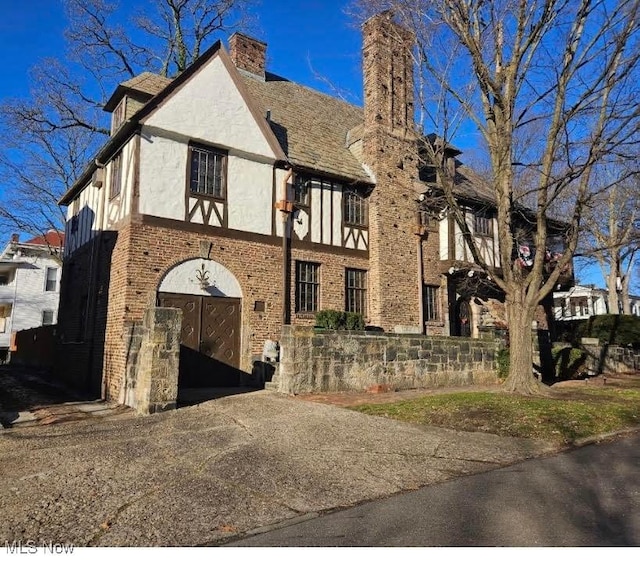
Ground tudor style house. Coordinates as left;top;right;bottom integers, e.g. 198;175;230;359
57;13;562;403
0;231;64;362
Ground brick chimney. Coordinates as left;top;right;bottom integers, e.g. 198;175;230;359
362;12;421;332
229;33;267;79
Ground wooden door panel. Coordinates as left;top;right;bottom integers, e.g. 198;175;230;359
158;293;201;351
158;293;242;387
201;298;241;368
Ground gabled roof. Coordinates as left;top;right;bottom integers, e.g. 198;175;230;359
104;72;173;112
242;72;372;184
24;230;65;248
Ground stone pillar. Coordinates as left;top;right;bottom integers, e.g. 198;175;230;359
134;307;182;414
362;12;421;331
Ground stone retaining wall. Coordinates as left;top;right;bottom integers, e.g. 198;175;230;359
275;326;500;394
581;340;640;375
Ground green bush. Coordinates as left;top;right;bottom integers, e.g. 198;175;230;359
496;348;509;379
345;312;364;330
582;315;640;347
315;310;364;330
315;310;346;330
551;345;587;379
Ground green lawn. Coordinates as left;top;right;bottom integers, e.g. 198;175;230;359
351;386;640;444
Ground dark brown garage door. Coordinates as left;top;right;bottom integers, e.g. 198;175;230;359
158;293;242;387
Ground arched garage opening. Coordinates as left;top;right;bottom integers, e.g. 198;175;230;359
157;258;245;393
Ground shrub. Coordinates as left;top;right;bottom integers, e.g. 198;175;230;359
315;310;346;330
496;348;509;379
583;315;640;347
315;310;365;330
551;345;587;380
345;312;364;331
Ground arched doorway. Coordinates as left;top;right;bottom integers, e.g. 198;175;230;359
454;298;472;337
157;258;243;387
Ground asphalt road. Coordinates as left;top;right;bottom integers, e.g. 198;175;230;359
227;432;640;547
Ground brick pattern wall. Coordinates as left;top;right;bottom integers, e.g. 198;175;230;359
289;246;370;326
90;220;373;401
276;326;499;394
229;33;266;78
362;14;421;330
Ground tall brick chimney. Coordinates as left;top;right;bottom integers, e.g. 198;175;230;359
362;12;421;331
229;33;267;79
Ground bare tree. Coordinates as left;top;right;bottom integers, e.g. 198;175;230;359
0;0;253;241
355;0;640;394
579;163;639;313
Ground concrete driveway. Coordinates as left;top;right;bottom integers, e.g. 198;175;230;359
0;389;557;546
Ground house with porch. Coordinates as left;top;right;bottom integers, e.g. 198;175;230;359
56;13;566;408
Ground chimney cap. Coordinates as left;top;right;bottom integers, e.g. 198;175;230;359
10;233;19;243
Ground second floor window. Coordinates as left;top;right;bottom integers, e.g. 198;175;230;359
295;261;319;313
109;153;122;199
294;175;310;206
189;144;226;199
344;190;367;227
474;211;493;237
45;268;58;292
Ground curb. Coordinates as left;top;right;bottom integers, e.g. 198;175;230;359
572;425;640;447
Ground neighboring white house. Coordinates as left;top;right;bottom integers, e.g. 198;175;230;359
553;284;640;320
0;231;64;362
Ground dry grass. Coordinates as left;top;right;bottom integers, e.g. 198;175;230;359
351;381;640;445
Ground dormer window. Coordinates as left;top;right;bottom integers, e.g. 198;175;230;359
111;98;126;132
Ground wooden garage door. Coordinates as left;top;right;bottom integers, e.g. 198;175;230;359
158;293;242;387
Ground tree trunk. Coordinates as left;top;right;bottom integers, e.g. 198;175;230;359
621;275;631;315
607;261;620;314
503;299;547;395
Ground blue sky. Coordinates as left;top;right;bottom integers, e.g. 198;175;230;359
0;0;364;104
0;0;612;289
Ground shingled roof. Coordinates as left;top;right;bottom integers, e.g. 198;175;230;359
104;72;173;112
242;72;372;184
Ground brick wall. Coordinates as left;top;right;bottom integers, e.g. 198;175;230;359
276;325;500;394
90;219;373;401
362;14;422;331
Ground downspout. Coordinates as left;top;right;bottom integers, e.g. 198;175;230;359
86;159;106;397
276;167;294;325
417;236;424;334
415;214;425;334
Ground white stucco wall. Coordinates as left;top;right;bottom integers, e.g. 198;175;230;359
227;157;273;235
139;129;275;234
158;258;242;298
143;55;276;159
